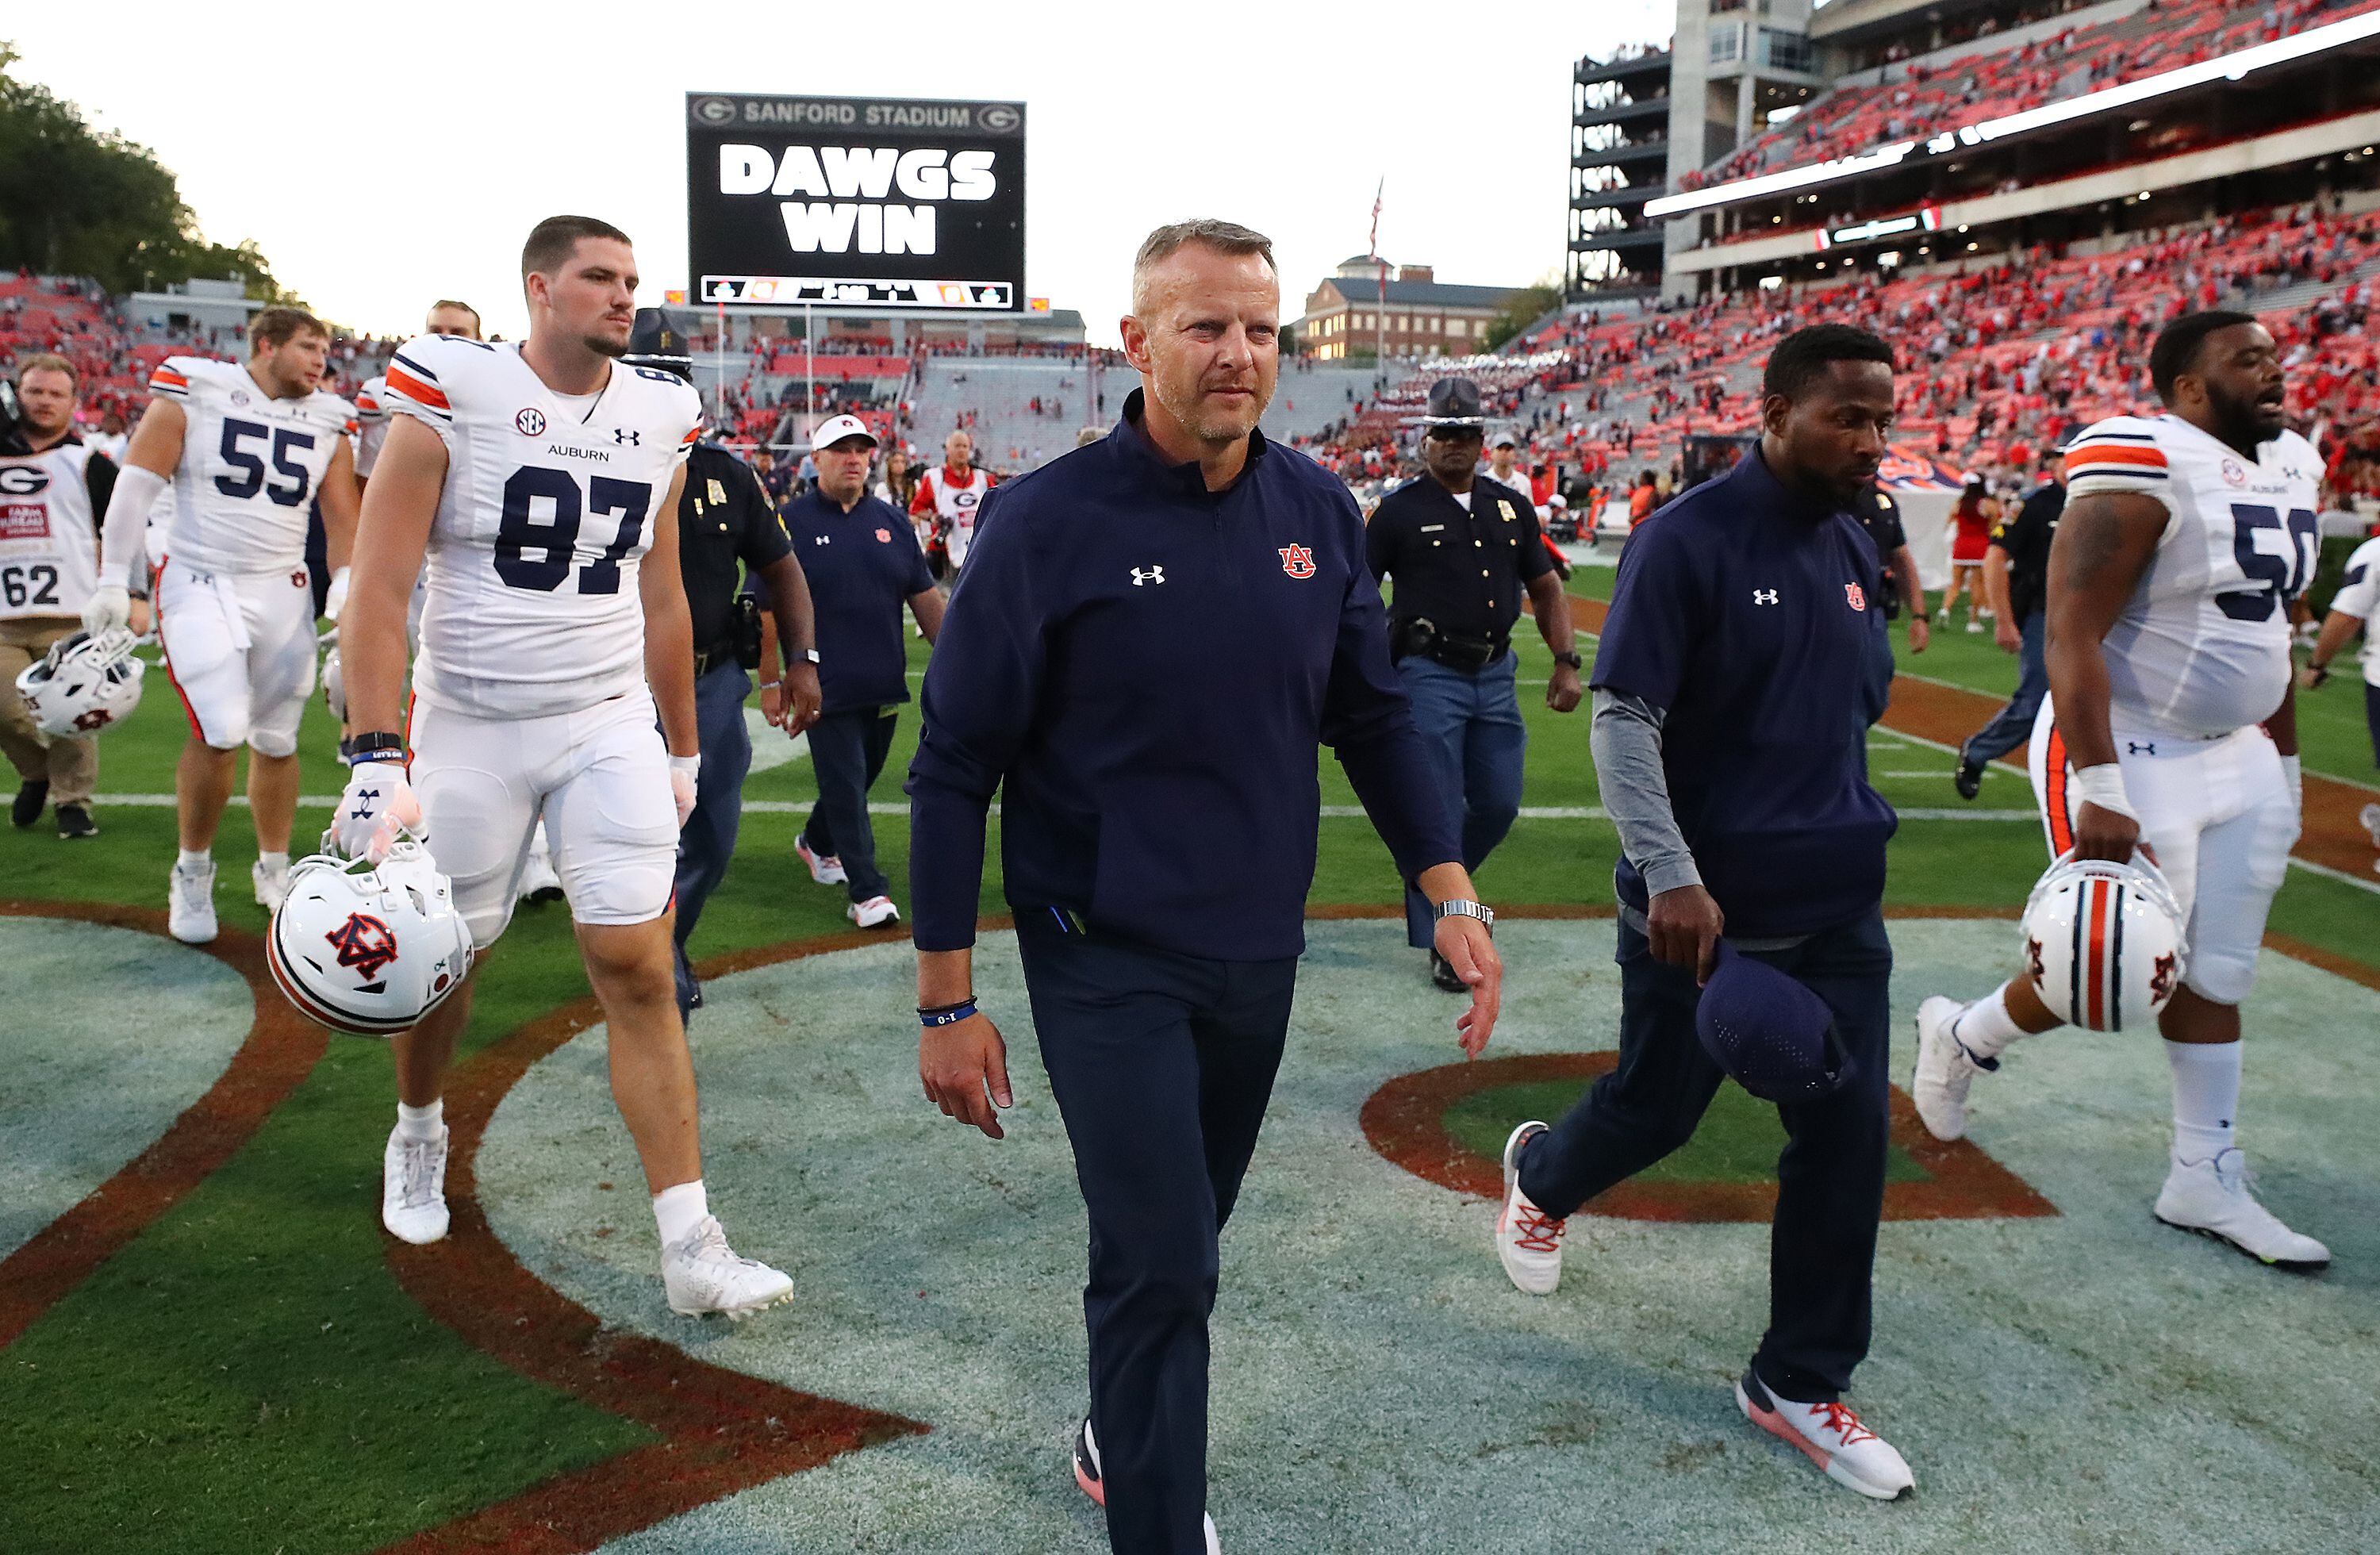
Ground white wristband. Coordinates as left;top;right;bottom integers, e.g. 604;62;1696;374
669;754;701;779
2070;762;2136;820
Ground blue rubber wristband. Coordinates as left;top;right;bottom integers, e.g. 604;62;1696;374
919;1000;978;1028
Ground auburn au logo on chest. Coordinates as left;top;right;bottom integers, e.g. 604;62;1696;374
1278;544;1316;579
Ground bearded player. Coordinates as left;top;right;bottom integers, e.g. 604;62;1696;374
1913;311;2327;1270
338;214;791;1316
85;308;360;940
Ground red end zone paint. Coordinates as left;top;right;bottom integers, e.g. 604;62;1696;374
0;901;327;1350
378;926;928;1554
1360;1050;2058;1223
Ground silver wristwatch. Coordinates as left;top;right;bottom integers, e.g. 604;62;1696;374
1434;899;1495;930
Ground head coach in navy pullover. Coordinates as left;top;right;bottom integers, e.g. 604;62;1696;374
1493;325;1921;1500
907;219;1500;1553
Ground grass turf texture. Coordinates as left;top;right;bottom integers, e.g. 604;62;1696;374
1438;1079;1930;1188
0;582;2374;1553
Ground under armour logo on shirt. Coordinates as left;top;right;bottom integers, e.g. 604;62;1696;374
2127;740;2157;756
1131;566;1166;587
1752;589;1779;605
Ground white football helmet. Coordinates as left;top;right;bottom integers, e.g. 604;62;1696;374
14;629;145;736
267;841;474;1038
2020;852;2189;1032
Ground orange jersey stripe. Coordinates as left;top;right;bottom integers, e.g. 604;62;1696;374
2045;727;2074;858
2063;444;2167;469
385;365;450;411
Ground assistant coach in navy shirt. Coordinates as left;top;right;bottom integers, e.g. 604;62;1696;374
908;220;1501;1555
1492;325;1919;1499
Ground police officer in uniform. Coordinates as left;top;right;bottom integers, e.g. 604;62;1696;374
621;312;821;1016
1366;377;1581;988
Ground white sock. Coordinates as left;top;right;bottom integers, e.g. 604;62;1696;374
257;850;289;872
1952;983;2029;1061
177;848;211;870
653;1179;709;1247
396;1099;443;1143
2165;1040;2241;1165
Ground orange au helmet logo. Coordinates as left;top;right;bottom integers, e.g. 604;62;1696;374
325;912;401;979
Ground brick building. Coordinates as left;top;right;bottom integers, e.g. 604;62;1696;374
1294;255;1522;361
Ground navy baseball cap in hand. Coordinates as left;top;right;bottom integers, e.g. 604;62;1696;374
1695;943;1853;1103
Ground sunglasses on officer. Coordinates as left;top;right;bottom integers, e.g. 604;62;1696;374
1424;427;1484;443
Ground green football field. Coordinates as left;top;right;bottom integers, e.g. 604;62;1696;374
2;570;2375;1553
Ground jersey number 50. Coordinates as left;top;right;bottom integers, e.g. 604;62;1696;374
2214;504;2318;623
494;466;653;594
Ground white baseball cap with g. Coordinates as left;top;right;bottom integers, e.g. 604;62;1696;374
812;414;878;451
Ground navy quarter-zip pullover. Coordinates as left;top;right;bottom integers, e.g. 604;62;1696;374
907;388;1460;959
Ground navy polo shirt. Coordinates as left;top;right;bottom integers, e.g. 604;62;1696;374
1593;447;1898;937
781;487;935;716
906;389;1460;961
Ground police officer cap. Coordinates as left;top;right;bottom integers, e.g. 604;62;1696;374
1411;377;1487;428
1695;943;1854;1103
622;308;693;382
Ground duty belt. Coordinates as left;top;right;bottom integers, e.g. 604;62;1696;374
691;640;739;677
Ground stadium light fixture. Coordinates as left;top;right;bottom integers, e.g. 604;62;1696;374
1641;6;2380;219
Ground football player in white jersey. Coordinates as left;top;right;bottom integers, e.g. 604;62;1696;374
2;352;120;839
908;428;993;572
86;308;361;943
355;301;482;482
337;215;790;1318
1913;311;2328;1269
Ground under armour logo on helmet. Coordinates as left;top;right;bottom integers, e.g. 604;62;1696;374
1130;566;1166;587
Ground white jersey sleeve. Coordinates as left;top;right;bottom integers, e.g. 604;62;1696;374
2067;414;2321;738
154;356;355;576
389;335;701;718
2329;534;2380;687
354;374;390;479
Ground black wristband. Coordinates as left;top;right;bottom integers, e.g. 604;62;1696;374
351;731;405;760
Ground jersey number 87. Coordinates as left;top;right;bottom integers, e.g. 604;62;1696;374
494;465;653;595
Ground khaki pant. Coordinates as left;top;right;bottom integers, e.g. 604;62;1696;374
0;616;98;807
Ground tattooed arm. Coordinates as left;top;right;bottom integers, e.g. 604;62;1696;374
2042;490;2167;861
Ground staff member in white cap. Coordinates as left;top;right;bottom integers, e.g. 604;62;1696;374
782;414;943;927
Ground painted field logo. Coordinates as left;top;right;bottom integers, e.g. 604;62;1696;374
325;912;400;979
1361;1053;2055;1223
1279;543;1317;579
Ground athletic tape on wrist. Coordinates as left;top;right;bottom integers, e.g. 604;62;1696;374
2070;762;2136;821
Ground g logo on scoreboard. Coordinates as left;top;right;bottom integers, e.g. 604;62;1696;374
978;103;1021;132
693;95;738;126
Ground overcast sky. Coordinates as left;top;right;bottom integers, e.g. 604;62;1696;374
15;0;1668;345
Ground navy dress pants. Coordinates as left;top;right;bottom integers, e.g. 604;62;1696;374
1518;908;1894;1402
1015;910;1299;1555
670;660;752;1016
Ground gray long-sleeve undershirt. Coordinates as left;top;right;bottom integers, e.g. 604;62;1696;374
1589;688;1702;898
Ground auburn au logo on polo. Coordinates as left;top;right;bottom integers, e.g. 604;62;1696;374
1278;543;1316;579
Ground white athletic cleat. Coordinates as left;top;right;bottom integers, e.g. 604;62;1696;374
2154;1148;2331;1271
168;859;218;944
2360;802;2380;850
516;847;565;904
251;856;291;912
847;895;901;929
797;839;847;885
1494;1121;1566;1296
662;1215;794;1319
1736;1369;1914;1501
1910;996;1994;1142
1070;1419;1220;1552
382;1124;451;1245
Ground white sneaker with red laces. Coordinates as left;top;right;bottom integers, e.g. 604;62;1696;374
1735;1369;1914;1500
847;896;900;929
797;839;847;885
1493;1121;1565;1296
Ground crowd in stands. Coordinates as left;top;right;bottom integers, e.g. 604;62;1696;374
1682;0;2380;193
1304;202;2380;522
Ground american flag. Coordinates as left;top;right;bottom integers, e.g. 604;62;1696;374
1371;179;1387;304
